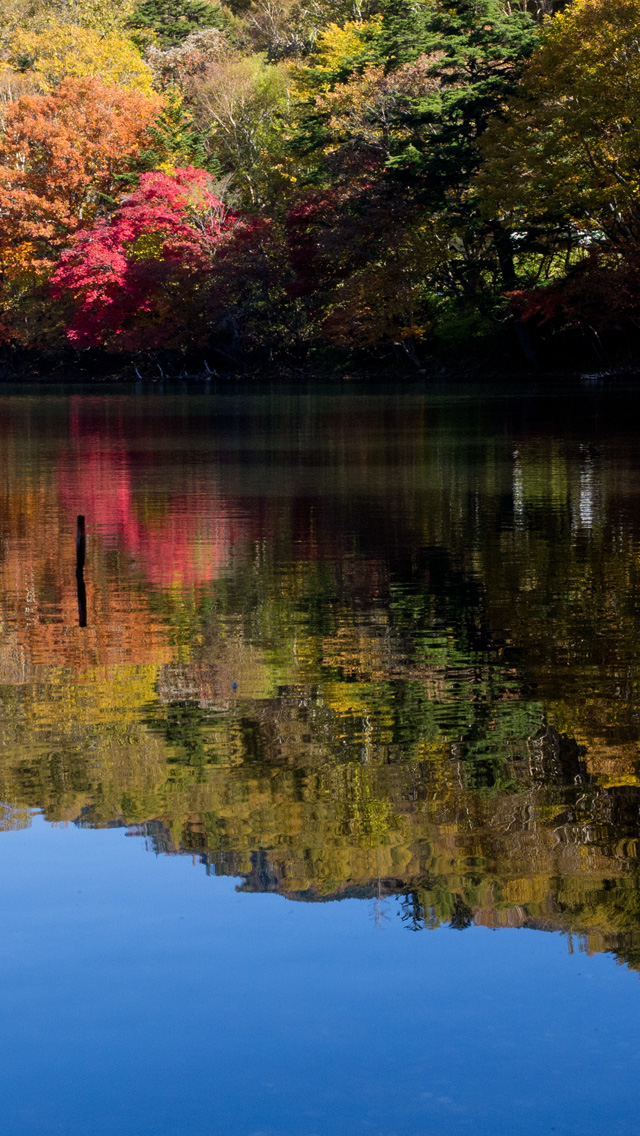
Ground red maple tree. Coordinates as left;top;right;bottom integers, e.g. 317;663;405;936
51;167;239;350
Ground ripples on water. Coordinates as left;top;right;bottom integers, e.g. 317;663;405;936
0;383;639;972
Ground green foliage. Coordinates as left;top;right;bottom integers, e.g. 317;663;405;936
136;88;217;173
479;0;640;243
128;0;230;47
189;55;292;207
281;0;537;357
378;0;536;193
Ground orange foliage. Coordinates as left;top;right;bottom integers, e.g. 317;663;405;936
0;77;163;339
0;475;173;674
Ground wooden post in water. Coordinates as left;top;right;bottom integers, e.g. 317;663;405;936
76;514;87;628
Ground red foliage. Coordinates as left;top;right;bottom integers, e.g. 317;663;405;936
58;397;257;589
286;197;328;299
510;247;640;333
51;167;239;350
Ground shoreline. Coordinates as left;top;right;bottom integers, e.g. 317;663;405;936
1;352;639;388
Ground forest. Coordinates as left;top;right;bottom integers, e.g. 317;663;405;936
0;0;637;374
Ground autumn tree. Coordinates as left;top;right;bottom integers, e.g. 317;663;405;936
283;0;538;356
475;0;640;350
188;54;291;207
150;99;215;173
0;0;139;42
479;0;640;249
244;0;378;61
5;24;154;91
51;167;239;350
311;56;441;164
144;26;230;88
0;77;162;343
1;0;631;362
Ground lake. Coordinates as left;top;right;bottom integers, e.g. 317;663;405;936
0;381;639;1135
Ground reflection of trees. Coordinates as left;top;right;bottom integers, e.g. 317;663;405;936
0;390;639;965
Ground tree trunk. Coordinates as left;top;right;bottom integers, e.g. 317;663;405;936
490;220;539;368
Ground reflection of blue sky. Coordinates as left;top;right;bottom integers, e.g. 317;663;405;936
1;817;638;1136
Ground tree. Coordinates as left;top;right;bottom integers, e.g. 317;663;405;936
478;0;640;250
0;0;138;40
144;26;229;88
291;0;534;176
0;77;162;342
474;0;640;355
292;18;381;104
133;88;215;174
5;24;154;92
311;56;441;163
50;167;239;350
0;77;162;250
244;0;379;61
128;0;230;48
188;55;291;207
54;0;138;33
508;248;640;340
286;0;537;356
375;0;536;201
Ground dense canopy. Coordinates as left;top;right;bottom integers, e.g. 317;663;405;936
0;0;637;369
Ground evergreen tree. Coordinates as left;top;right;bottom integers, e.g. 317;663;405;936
136;89;217;173
287;0;537;330
129;0;229;48
377;0;536;199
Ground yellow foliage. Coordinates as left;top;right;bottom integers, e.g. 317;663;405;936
51;0;138;36
293;18;381;96
6;24;154;93
479;0;640;239
316;19;377;67
0;0;137;42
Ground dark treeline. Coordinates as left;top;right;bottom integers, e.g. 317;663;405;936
0;0;638;374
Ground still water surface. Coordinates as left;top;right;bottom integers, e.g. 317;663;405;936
1;383;640;1134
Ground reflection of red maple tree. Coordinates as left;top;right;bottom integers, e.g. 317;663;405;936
58;399;253;589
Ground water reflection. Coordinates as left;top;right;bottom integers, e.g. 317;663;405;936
1;385;640;968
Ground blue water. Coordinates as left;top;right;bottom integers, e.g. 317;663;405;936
1;816;638;1136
